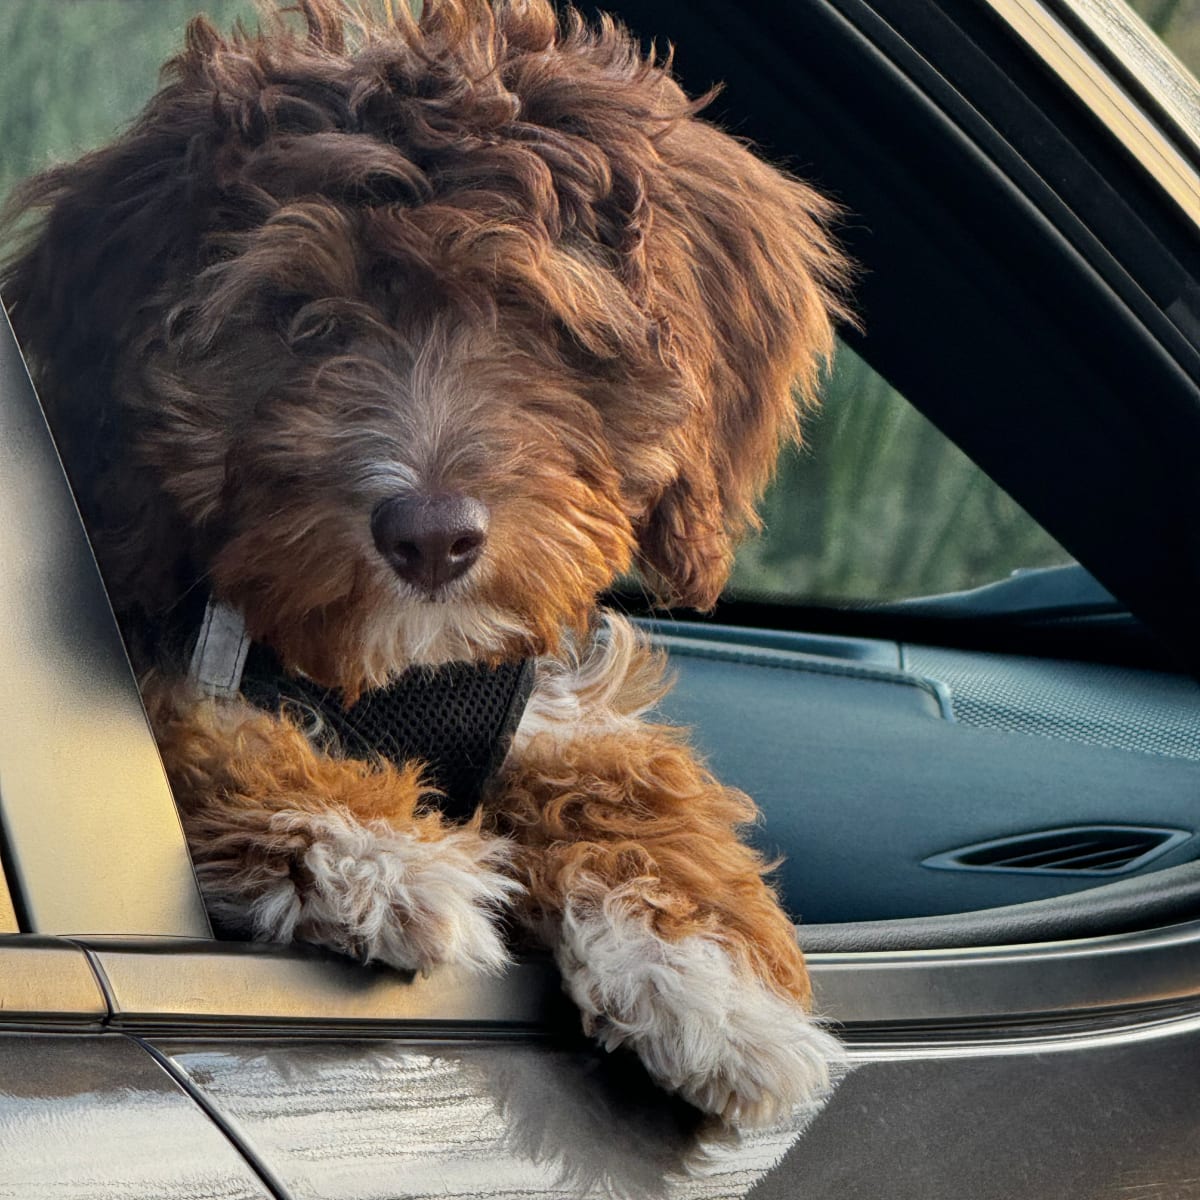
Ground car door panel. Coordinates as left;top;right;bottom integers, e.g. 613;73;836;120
750;1018;1200;1200
0;1033;275;1199
148;1012;1200;1200
150;1036;822;1200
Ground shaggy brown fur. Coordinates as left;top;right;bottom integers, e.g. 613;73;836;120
2;0;850;1125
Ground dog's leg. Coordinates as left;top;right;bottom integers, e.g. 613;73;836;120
146;680;519;974
489;616;841;1127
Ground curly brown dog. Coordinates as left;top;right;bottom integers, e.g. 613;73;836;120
2;0;850;1125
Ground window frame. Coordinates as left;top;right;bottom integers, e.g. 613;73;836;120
596;0;1200;676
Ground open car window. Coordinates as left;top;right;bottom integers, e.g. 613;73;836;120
730;339;1074;605
0;14;1199;1200
0;0;1117;627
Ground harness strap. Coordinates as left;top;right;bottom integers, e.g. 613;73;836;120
188;600;251;699
188;599;535;819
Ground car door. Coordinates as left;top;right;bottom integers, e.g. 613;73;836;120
4;0;1200;1197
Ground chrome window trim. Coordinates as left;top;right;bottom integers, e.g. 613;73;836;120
982;0;1200;227
1050;0;1200;165
5;919;1186;1043
0;312;210;937
0;937;108;1023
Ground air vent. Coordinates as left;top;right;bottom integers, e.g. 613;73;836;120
922;825;1192;876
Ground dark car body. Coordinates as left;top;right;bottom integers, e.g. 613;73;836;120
3;1;1200;1196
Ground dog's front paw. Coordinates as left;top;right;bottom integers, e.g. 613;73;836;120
208;808;521;974
556;904;842;1127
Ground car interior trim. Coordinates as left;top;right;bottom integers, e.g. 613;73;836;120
801;862;1200;952
919;825;1193;876
649;629;956;721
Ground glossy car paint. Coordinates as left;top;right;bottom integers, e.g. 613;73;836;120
4;924;1200;1196
144;1018;1200;1200
0;1035;273;1199
3;1009;1198;1198
152;1038;826;1200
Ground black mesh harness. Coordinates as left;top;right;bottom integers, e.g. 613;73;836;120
189;600;535;821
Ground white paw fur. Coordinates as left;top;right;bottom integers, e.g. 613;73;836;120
230;808;521;974
555;902;843;1127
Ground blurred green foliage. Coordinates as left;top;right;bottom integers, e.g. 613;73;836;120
0;2;255;212
1132;0;1200;71
729;345;1072;603
0;0;1193;605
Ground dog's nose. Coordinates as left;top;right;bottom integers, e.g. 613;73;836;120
371;492;489;592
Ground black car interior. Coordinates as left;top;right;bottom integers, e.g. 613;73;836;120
591;0;1200;946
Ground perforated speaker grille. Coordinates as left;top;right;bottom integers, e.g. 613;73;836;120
903;646;1200;760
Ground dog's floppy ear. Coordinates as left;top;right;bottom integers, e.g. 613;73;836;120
633;116;851;610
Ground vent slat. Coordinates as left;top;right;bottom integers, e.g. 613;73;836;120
1060;844;1161;873
923;825;1191;876
971;840;1102;867
1032;846;1151;870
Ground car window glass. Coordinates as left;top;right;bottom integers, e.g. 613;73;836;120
729;341;1073;604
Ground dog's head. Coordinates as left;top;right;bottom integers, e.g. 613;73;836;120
3;0;848;694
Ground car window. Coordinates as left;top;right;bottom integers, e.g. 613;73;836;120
3;0;1194;616
728;341;1074;604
